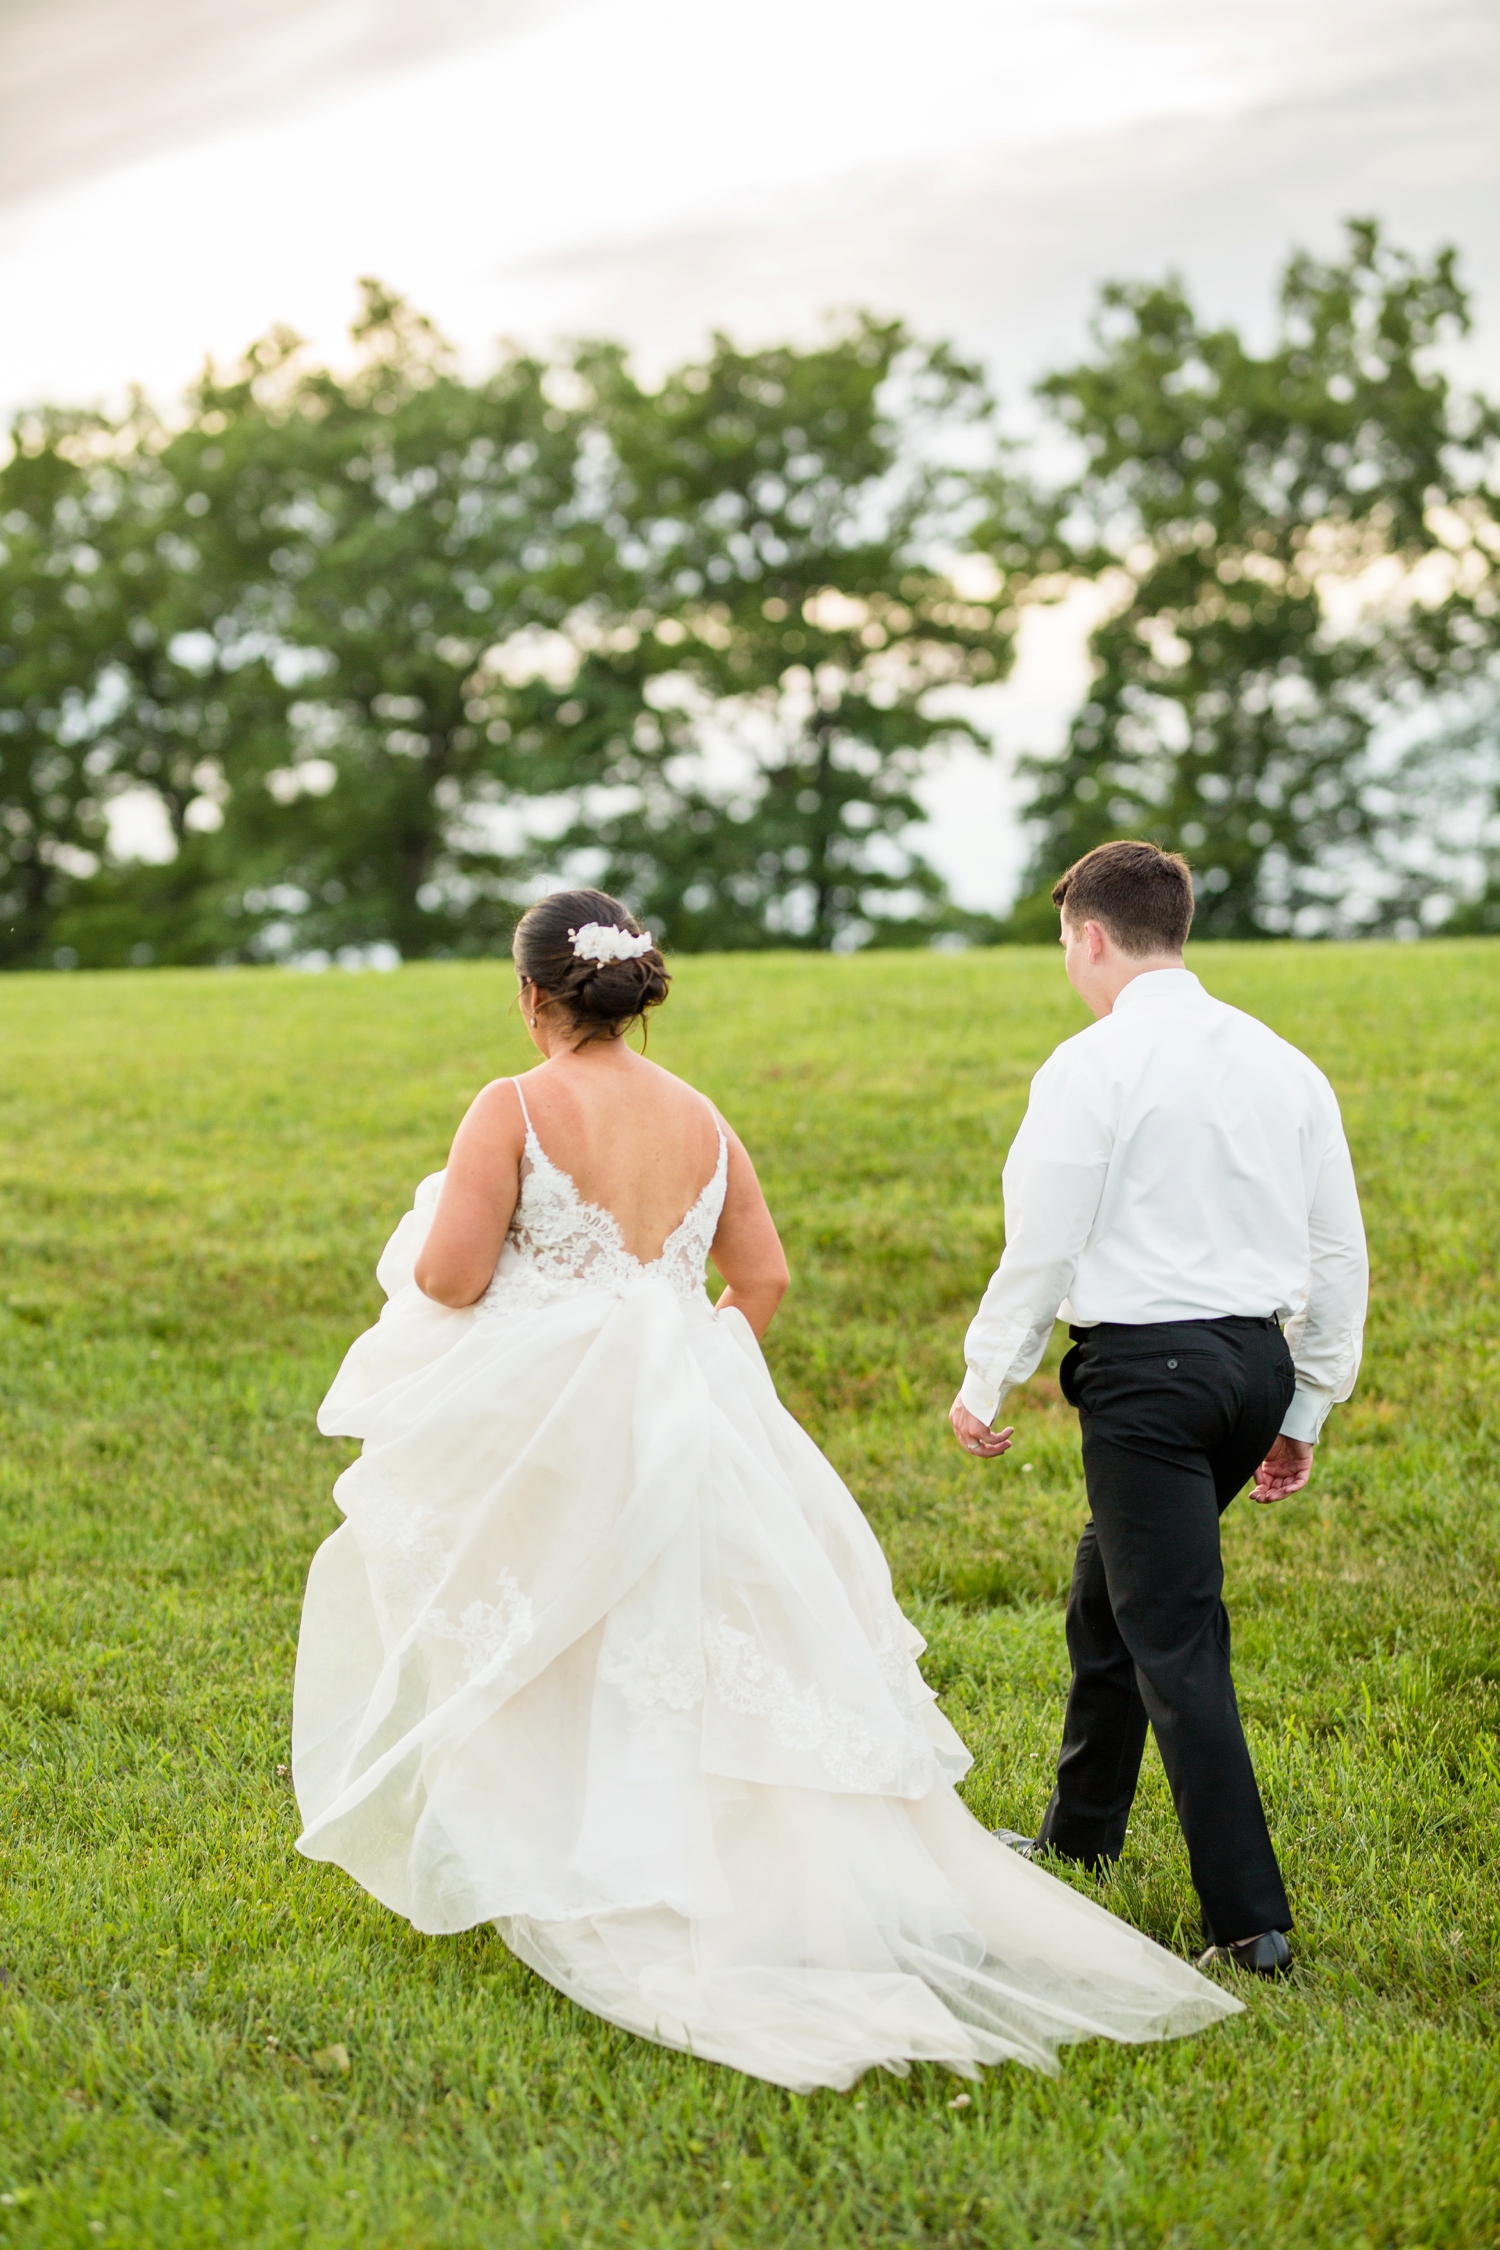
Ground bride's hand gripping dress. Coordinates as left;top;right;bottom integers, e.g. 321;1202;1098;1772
291;1069;1241;2091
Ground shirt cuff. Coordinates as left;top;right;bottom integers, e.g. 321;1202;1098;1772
960;1370;1006;1424
1280;1385;1333;1443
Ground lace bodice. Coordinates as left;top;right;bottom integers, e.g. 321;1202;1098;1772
477;1090;728;1319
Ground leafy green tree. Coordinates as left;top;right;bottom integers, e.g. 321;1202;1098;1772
3;374;327;969
0;410;127;966
32;289;601;968
158;287;603;962
22;233;1496;969
3;303;1017;967
519;320;1015;950
1000;221;1500;937
44;388;295;967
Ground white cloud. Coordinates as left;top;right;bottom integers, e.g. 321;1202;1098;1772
0;0;1256;413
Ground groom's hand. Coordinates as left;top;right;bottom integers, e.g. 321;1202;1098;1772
1253;1435;1314;1504
949;1398;1014;1459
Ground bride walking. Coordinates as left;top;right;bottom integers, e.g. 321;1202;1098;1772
292;888;1240;2090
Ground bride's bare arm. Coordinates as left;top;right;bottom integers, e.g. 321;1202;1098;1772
415;1081;527;1307
710;1129;790;1338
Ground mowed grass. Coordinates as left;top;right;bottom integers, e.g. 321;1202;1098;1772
1;941;1497;2250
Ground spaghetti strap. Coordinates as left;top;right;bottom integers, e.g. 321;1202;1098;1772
511;1077;535;1136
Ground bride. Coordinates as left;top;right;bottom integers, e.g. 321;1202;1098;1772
292;888;1240;2090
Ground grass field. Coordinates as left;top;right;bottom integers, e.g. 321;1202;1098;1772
1;941;1498;2249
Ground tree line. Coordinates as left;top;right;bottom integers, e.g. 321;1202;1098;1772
3;221;1497;969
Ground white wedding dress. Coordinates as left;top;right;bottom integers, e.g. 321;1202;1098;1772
292;1086;1241;2090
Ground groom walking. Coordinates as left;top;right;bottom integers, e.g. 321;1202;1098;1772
951;841;1367;1974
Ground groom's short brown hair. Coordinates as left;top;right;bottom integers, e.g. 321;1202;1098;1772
1051;840;1195;956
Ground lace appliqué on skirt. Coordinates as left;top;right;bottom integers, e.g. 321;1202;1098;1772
419;1572;534;1681
599;1627;707;1713
704;1617;929;1793
350;1483;535;1682
597;1608;928;1793
354;1485;449;1603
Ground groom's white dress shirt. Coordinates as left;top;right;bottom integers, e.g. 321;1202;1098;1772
960;968;1368;1443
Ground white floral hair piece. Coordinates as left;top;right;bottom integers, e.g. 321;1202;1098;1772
568;921;655;964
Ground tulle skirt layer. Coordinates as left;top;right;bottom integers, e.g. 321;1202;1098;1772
293;1185;1239;2089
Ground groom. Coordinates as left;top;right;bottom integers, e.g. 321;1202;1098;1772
951;840;1367;1975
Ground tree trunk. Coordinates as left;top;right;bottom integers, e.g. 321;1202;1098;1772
810;721;837;949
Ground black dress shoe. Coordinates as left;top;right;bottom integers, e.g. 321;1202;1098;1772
1195;1930;1292;1977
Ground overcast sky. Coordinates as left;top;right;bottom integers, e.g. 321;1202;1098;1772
3;0;1495;909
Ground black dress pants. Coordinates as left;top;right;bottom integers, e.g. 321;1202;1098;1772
1036;1315;1296;1946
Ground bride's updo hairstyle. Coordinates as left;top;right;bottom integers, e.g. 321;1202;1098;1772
513;888;670;1045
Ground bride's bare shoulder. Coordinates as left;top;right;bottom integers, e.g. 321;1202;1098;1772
631;1056;731;1127
454;1074;531;1146
469;1071;533;1106
630;1054;691;1092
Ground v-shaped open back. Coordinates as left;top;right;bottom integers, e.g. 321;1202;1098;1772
476;1080;729;1316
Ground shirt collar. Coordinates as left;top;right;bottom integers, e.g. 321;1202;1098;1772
1108;967;1204;1016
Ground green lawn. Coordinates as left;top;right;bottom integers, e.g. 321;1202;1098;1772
1;943;1497;2249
